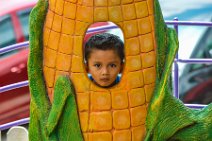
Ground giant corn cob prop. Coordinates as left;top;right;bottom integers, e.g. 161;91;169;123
28;0;212;140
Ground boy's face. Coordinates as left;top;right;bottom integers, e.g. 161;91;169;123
87;49;123;87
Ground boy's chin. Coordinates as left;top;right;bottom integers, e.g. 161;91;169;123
97;82;116;88
95;83;110;88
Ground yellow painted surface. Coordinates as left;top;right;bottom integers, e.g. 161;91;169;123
113;129;131;141
89;132;112;141
128;88;146;107
125;37;140;56
111;90;128;109
113;109;130;129
43;0;156;140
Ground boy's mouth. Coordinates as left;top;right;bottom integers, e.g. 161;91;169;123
100;78;110;82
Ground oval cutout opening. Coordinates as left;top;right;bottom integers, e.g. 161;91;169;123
84;22;125;88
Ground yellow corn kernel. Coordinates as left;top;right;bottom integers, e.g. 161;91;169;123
71;55;84;73
62;18;75;35
79;0;93;6
126;55;142;72
108;6;123;22
116;22;124;29
43;66;56;87
83;133;88;141
76;92;89;111
137;17;152;35
89;132;112;141
135;1;148;18
125;37;140;56
48;30;60;50
56;53;71;71
143;67;156;84
130;105;147;126
79;112;89;131
49;0;56;11
113;109;130;129
75;21;89;36
127;71;144;89
71;73;90;92
66;0;77;3
94;0;107;6
43;48;57;68
64;1;76;19
58;34;73;54
89;112;112;131
113;129;131;141
43;27;50;47
139;33;154;52
45;10;54;29
149;15;155;31
147;0;153;15
90;83;109;92
52;14;62;32
129;88;146;107
108;0;120;6
122;4;136;20
141;51;156;68
123;20;138;38
131;125;146;141
144;83;155;102
94;7;108;22
121;0;133;4
91;91;111;111
73;36;83;57
76;5;93;23
111;90;128;109
55;0;64;15
134;0;146;2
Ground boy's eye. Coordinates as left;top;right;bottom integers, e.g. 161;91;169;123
110;64;117;68
94;64;101;68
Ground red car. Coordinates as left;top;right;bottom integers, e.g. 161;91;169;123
0;0;111;125
0;0;37;125
0;48;29;125
0;0;37;48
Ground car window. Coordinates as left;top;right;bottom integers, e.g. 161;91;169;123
179;25;212;105
17;8;32;41
187;27;212;73
0;14;16;48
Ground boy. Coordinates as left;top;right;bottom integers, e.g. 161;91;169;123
84;33;125;88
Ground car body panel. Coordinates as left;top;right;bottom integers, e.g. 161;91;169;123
0;0;37;125
0;0;37;48
0;0;37;17
0;48;30;125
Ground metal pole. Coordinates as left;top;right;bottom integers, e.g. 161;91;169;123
0;41;29;55
0;81;29;94
165;21;212;26
173;17;179;99
0;118;30;131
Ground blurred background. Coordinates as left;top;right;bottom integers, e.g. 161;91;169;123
0;0;212;126
159;0;212;105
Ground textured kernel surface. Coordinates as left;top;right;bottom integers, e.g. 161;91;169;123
43;0;155;140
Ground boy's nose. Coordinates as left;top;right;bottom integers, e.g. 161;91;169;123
102;67;109;75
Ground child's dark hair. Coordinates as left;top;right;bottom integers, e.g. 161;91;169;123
84;33;124;63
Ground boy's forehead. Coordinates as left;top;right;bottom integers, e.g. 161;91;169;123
90;49;118;56
89;50;121;60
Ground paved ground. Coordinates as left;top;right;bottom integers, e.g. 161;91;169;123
0;124;28;141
